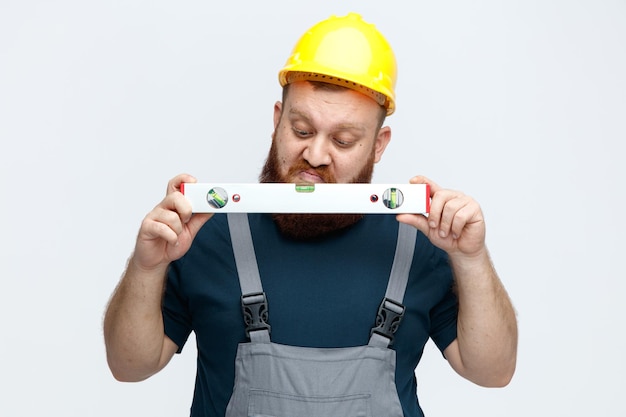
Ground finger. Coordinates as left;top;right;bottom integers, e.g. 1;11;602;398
164;191;212;240
439;194;471;238
449;203;474;239
169;192;194;224
166;173;197;195
426;189;459;229
450;199;484;239
140;211;181;245
409;175;443;229
409;175;442;194
396;213;429;236
144;193;190;238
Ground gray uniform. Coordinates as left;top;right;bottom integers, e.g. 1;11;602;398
225;213;417;417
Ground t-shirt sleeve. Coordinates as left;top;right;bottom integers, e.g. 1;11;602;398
429;285;458;355
427;250;459;356
162;258;193;354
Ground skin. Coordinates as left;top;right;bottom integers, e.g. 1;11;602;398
272;81;390;184
397;178;518;387
103;175;210;381
103;81;517;387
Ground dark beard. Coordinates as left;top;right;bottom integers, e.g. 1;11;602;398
259;137;375;240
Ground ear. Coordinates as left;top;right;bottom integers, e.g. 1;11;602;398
373;126;391;163
273;101;283;130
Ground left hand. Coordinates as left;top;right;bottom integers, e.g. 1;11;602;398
397;175;486;258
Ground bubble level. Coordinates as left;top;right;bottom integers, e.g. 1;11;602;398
182;183;430;214
295;184;315;193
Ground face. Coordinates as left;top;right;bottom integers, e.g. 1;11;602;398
265;81;390;185
259;81;392;239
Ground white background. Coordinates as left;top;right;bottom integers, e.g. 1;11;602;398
1;1;625;416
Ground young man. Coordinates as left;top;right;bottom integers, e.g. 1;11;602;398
104;13;517;417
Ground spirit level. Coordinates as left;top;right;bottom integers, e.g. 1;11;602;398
181;183;430;214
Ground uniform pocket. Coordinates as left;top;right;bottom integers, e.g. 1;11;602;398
248;389;371;417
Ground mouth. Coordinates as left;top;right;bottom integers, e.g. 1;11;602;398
295;170;326;184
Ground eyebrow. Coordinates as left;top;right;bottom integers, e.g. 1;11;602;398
287;108;367;133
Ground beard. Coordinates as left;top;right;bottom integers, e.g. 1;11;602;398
259;136;375;240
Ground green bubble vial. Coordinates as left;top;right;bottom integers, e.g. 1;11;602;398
295;184;316;193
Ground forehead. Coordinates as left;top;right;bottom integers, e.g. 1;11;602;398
283;81;383;129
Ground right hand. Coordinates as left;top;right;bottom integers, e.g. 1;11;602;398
131;173;212;272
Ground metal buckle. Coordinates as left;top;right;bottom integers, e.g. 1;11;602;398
370;297;405;345
241;292;271;337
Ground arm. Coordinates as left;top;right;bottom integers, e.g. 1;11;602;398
103;174;212;382
442;249;517;387
397;176;517;387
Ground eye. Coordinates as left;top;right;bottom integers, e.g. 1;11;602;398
333;136;354;147
292;127;312;137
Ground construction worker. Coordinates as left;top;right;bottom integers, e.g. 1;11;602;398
104;13;517;417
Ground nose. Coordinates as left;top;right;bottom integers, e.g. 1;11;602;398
302;135;332;167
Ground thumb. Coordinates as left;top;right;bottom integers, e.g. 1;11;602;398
396;213;430;236
186;213;213;238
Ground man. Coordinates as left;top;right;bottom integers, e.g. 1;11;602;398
104;13;517;417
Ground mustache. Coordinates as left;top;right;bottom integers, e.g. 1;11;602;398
285;159;336;184
259;137;337;184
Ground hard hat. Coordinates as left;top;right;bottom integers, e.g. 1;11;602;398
278;13;397;115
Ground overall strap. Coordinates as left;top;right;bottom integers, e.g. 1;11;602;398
227;213;271;343
369;223;418;348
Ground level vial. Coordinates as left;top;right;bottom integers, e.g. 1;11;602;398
295;184;315;193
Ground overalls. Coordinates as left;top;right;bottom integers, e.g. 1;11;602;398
224;213;417;417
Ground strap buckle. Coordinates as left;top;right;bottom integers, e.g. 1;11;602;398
241;292;271;338
370;297;405;345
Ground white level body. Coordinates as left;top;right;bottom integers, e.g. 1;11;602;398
181;183;430;214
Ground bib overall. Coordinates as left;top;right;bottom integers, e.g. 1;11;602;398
224;213;417;417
